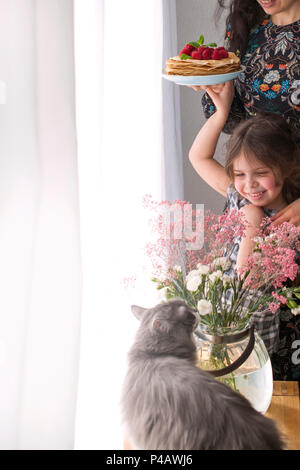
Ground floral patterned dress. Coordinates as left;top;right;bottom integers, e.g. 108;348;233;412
202;16;300;140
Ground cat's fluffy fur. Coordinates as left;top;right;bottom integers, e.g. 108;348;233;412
121;299;285;450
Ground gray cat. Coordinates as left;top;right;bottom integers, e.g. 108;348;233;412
121;299;285;450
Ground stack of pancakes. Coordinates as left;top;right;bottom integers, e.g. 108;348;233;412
166;52;241;76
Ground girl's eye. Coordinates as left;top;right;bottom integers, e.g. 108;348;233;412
234;174;243;177
257;172;268;176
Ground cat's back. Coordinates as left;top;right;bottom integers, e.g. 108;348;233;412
121;354;284;450
122;353;198;407
121;353;226;449
121;300;284;450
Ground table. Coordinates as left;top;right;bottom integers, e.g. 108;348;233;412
266;380;300;450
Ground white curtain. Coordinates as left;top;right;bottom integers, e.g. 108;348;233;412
162;0;184;201
73;0;182;450
0;0;182;450
0;0;81;449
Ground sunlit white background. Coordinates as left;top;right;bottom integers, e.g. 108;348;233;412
73;0;165;449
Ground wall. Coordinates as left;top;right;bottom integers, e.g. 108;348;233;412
176;0;229;213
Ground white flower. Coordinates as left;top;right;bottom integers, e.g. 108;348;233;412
222;274;232;286
173;265;182;272
282;287;293;298
197;299;213;316
291;306;300;316
186;270;202;291
196;264;210;275
212;257;231;271
209;270;223;283
265;233;276;241
186;269;199;278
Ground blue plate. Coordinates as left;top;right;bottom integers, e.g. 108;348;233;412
162;66;245;86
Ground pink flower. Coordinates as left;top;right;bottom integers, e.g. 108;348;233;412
268;302;280;314
135;195;300;319
272;292;287;305
240;218;300;290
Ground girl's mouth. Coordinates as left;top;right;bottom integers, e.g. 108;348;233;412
246;190;267;200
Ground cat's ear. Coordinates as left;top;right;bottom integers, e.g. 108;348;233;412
131;305;148;320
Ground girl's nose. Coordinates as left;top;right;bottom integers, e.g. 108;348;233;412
246;177;258;189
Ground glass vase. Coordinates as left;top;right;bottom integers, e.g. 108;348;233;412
194;322;273;414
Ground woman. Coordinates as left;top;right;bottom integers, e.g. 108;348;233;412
190;0;300;383
192;0;300;226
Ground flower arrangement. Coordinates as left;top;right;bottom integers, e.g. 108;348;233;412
143;195;300;333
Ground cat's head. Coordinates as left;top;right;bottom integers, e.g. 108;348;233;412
130;299;199;358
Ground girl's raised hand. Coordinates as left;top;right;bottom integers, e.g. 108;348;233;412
188;81;234;119
204;80;235;118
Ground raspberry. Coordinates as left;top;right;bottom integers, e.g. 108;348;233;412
211;50;222;60
191;50;203;60
214;47;228;58
202;48;213;60
197;46;206;53
180;47;192;56
183;44;196;54
219;50;229;58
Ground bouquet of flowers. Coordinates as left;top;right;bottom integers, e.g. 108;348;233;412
143;195;300;333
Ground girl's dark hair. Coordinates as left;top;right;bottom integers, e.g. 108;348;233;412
216;0;265;56
225;112;300;205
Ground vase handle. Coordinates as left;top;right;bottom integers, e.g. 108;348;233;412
207;325;255;378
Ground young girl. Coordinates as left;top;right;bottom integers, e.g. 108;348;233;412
193;0;300;227
189;80;300;356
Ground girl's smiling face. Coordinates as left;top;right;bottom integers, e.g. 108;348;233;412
233;152;286;211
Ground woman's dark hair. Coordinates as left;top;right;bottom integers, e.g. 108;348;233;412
225;112;300;205
216;0;266;56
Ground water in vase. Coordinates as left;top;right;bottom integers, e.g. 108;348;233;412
195;331;273;415
223;358;273;414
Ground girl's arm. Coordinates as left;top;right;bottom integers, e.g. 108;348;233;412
189;83;247;135
236;204;264;273
189;81;234;197
201;89;247;135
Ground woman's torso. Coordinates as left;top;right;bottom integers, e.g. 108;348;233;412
235;17;300;136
